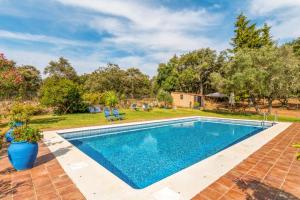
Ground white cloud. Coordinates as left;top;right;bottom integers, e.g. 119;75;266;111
55;0;225;50
0;29;93;47
249;0;300;40
250;0;300;15
1;0;229;76
1;47;102;75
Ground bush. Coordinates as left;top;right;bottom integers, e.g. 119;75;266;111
12;126;43;143
9;103;36;125
82;92;103;105
103;91;118;108
194;102;200;109
157;90;173;108
39;78;88;114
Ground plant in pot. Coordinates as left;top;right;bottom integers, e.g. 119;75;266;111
8;125;43;170
5;103;34;142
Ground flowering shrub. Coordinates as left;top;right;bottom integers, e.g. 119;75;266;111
0;53;23;99
12;126;43;143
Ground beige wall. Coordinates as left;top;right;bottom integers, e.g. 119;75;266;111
172;93;195;108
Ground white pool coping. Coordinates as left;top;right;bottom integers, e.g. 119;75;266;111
43;116;291;200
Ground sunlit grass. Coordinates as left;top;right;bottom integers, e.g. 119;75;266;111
1;108;299;132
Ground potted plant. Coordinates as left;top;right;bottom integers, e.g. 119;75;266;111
5;121;23;142
8;125;43;170
5;103;33;142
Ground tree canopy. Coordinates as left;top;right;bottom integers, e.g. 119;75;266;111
44;57;78;81
39;77;87;114
231;13;273;52
156;48;224;95
83;64;151;99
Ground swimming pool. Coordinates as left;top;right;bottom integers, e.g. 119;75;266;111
62;118;271;189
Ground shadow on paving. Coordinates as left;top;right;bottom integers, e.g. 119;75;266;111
0;179;27;199
0;167;23;199
34;145;73;167
235;179;299;200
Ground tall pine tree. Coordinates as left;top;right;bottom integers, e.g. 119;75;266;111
231;13;273;52
260;23;274;47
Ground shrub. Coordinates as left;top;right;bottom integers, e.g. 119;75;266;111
82;92;103;105
103;91;118;108
9;103;36;125
12;126;43;143
39;78;88;114
194;102;200;109
157;90;173;108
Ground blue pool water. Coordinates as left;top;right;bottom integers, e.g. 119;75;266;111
66;119;267;189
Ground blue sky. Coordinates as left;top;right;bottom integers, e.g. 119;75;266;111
0;0;300;76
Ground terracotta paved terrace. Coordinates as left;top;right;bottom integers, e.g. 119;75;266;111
0;123;299;200
0;143;85;200
193;123;300;200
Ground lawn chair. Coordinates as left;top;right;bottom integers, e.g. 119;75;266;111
104;107;114;121
112;108;125;120
88;106;95;113
131;104;139;111
89;106;101;113
142;103;151;111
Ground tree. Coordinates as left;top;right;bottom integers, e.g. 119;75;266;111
44;57;78;81
155;49;222;96
18;65;42;99
39;78;87;114
157;90;173;108
83;64;152;99
211;46;300;114
0;53;23;100
103;91;118;108
82;92;103;105
288;37;300;57
231;13;273;52
260;23;274;47
125;68;151;99
84;64;127;95
276;45;300;107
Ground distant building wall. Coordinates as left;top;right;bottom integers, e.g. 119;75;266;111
171;92;197;108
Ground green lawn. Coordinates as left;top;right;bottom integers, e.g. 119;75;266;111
1;108;298;131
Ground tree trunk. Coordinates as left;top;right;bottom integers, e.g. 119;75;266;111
200;82;205;107
267;97;273;114
250;96;260;114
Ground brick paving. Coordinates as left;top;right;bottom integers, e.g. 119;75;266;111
193;123;300;200
0;142;85;200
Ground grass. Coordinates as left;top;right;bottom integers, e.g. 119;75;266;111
1;108;299;131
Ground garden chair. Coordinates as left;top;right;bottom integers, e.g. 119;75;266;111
104;108;114;121
131;104;139;111
112;108;125;120
142;103;151;111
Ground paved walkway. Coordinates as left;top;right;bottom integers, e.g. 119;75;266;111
0;142;85;200
1;123;299;200
193;123;300;200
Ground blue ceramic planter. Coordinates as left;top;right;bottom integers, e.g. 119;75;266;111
13;121;23;127
5;128;14;142
8;141;38;170
5;122;23;142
